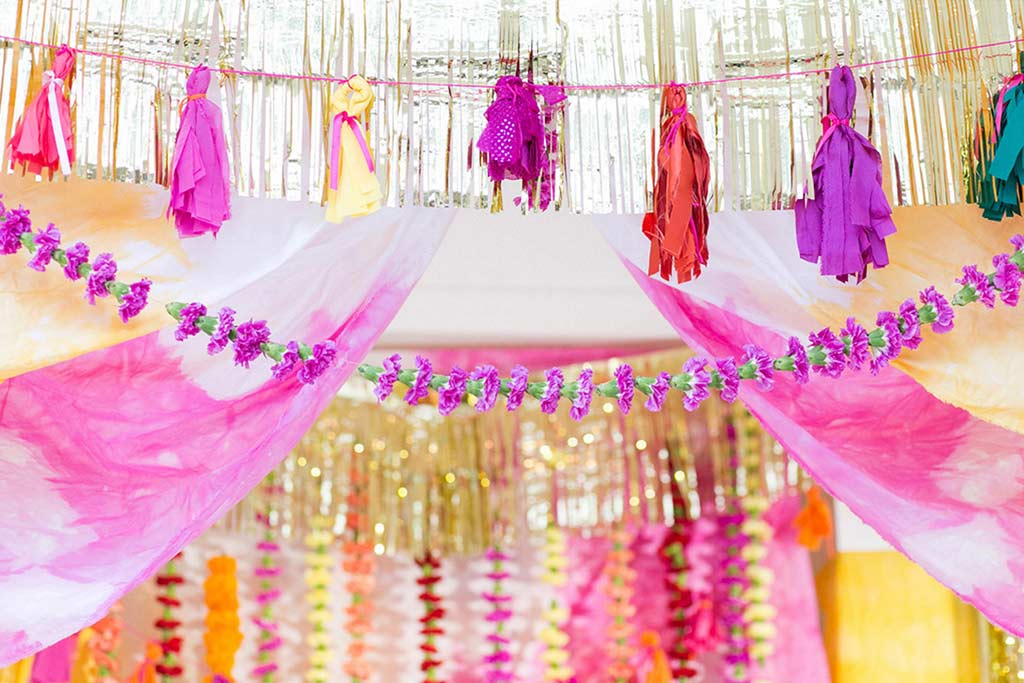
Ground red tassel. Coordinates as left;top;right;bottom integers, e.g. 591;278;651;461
8;45;76;177
643;85;711;283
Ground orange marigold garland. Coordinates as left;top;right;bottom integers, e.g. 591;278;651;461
89;602;123;683
416;553;446;683
204;555;243;682
342;461;374;683
604;527;637;683
154;553;184;682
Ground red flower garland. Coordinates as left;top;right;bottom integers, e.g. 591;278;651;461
154;553;184;682
661;489;698;680
416;553;445;683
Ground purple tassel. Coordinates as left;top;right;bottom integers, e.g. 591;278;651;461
794;65;896;283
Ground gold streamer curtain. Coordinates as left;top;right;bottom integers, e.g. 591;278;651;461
0;0;1021;212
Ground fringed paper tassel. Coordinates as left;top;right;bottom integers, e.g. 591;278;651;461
154;553;184;683
520;85;567;212
342;461;375;683
977;55;1024;221
88;602;123;683
305;518;334;683
540;524;574;683
483;547;514;683
794;65;896;283
662;490;699;681
8;45;76;177
252;474;283;683
416;553;446;683
794;486;833;552
604;526;637;683
325;76;382;222
643;85;711;283
167;65;231;239
204;556;243;683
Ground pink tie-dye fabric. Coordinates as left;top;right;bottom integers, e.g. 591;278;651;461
0;196;451;665
599;213;1024;637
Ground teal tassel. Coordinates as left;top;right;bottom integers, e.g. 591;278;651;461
977;53;1024;221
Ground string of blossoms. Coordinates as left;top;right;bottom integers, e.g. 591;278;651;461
482;547;514;683
0;201;151;321
720;420;750;683
363;236;1024;414
154;553;185;683
167;302;337;385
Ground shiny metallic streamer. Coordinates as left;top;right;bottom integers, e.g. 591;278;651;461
0;0;1021;213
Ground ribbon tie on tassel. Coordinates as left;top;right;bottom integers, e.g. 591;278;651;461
329;112;375;190
993;73;1024;142
43;70;71;177
177;92;206;116
814;112;850;157
661;104;689;152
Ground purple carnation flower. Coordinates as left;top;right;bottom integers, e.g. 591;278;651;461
786;337;810;384
570;368;594;422
63;241;89;280
374;353;401;402
118;278;151;322
506;364;529;411
897;299;923;350
0;206;31;255
840;317;870;370
1012;234;1024;252
870;311;903;375
957;264;996;308
808;328;845;378
540;368;564;414
438;365;468;416
645;372;672;411
207;307;236;355
298;340;337;384
84;253;117;304
681;357;711;411
404;354;433;405
26;223;60;271
174;302;207;341
740;344;774;391
232;319;271;368
470;364;501;412
993;253;1022;307
614;363;635;414
715;357;740;403
919;286;955;334
270;341;302;380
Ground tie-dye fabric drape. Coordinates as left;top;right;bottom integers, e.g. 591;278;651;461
599;205;1024;637
0;177;452;665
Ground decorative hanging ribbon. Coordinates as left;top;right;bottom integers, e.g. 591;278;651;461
330;112;375;190
794;64;897;283
8;45;76;177
167;65;231;238
643;85;711;284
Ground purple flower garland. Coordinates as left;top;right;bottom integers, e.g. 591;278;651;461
360;235;1024;417
167;301;337;385
0;201;150;322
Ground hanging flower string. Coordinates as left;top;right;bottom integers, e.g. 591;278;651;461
539;524;574;683
304;518;334;683
604;527;637;683
483;547;514;683
342;461;375;683
739;414;776;669
720;421;750;683
361;235;1024;416
1;202;151;321
416;553;446;683
204;556;243;683
154;553;184;683
89;602;123;683
661;490;699;681
252;473;283;683
167;302;337;385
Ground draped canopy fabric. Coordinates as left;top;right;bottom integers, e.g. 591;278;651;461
0;177;452;665
599;206;1024;636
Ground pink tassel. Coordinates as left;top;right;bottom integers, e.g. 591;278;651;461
8;45;76;177
167;65;231;239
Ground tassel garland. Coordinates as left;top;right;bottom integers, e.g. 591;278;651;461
794;65;896;283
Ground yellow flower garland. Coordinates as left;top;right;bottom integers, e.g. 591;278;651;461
540;525;573;682
304;519;334;683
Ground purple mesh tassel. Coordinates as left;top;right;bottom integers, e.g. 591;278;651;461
794;65;897;283
477;76;562;186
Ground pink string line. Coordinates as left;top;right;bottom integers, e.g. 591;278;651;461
0;33;1020;91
